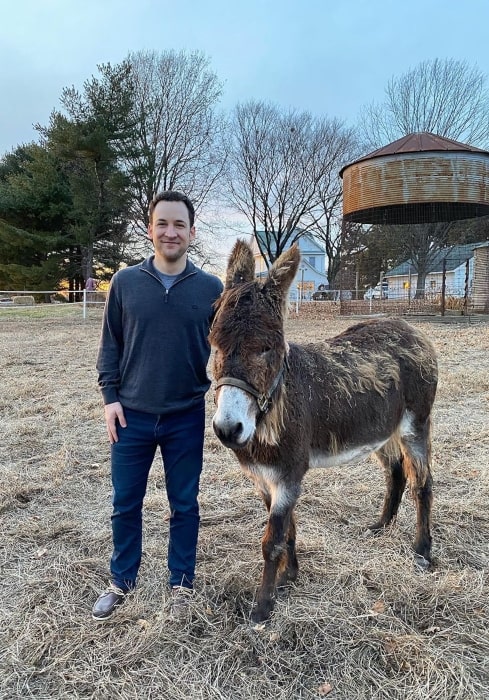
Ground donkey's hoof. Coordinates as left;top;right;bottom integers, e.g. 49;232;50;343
250;602;273;625
366;521;387;534
250;609;271;625
414;553;431;571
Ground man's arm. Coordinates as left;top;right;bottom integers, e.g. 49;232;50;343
96;277;126;442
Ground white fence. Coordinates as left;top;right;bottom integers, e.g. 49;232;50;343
0;289;107;319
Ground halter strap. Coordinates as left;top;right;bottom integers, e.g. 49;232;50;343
215;359;287;414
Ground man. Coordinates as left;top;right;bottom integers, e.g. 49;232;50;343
85;276;97;292
85;276;97;303
92;190;223;621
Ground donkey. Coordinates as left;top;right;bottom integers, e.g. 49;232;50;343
210;240;438;623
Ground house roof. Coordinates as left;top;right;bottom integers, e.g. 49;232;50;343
254;230;324;255
253;230;328;283
255;256;328;283
387;242;484;277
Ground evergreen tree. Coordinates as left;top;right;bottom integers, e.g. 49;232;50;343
38;61;135;288
0;143;70;289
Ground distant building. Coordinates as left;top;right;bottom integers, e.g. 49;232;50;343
386;242;488;299
251;231;329;301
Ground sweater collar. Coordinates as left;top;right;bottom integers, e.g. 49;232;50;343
141;255;196;277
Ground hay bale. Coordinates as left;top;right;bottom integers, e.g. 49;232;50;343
12;295;35;306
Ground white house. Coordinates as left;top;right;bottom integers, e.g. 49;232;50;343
386;242;486;299
251;231;328;301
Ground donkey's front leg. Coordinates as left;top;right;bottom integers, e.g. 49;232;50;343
252;509;292;623
276;511;299;588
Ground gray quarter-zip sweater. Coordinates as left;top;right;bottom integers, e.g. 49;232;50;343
97;256;223;414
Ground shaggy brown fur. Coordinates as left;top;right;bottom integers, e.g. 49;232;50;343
210;240;438;623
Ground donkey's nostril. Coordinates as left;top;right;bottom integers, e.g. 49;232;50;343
213;420;246;448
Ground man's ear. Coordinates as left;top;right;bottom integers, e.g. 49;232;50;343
147;222;154;241
190;225;196;242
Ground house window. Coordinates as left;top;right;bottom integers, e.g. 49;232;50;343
308;257;316;268
430;280;436;289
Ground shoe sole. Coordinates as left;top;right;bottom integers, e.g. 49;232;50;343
92;613;114;621
92;604;123;621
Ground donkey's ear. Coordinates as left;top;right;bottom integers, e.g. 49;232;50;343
225;239;256;289
264;244;301;310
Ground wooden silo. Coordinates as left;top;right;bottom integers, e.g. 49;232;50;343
340;132;489;225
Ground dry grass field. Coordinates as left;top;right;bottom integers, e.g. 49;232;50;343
1;307;488;699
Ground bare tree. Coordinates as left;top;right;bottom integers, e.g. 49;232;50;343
359;58;489;295
302;120;360;283
361;58;489;150
124;50;227;239
226;100;357;267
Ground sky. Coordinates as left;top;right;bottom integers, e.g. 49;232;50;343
2;0;489;158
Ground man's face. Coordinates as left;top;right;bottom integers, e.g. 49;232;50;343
148;200;195;264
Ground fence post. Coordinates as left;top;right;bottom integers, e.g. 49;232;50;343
441;259;446;316
463;258;470;317
83;288;87;320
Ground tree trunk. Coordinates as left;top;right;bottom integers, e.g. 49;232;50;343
415;271;427;299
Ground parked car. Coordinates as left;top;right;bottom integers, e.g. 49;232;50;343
364;282;388;300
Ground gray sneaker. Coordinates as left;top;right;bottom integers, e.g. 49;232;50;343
92;583;126;620
169;586;193;619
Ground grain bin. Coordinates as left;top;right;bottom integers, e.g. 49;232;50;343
340;133;489;225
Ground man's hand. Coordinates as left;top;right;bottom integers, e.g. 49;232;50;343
104;402;127;444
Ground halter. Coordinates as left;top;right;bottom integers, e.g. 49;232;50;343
215;358;288;414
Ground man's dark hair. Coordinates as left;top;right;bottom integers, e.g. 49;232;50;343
148;190;195;227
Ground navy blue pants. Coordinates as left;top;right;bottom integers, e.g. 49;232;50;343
109;403;205;591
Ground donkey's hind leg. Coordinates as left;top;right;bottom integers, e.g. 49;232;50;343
400;417;433;566
370;439;407;532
